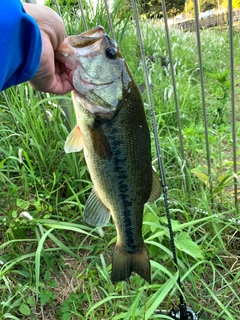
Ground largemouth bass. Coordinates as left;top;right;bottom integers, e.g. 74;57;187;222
56;26;161;283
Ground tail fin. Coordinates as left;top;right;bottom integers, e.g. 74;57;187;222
111;244;151;283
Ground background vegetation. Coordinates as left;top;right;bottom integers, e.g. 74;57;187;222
46;0;240;18
0;0;240;319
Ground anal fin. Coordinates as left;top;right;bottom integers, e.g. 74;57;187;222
83;188;111;226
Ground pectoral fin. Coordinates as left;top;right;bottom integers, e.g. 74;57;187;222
64;125;84;153
83;188;111;226
147;169;161;203
90;124;112;160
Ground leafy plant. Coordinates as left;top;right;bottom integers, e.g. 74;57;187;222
206;69;231;125
191;162;240;204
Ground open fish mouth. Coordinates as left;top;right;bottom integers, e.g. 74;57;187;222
66;26;106;55
56;25;117;87
56;25;124;115
56;26;107;69
76;25;106;40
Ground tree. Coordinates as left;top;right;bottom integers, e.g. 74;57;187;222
45;0;78;5
138;0;186;18
200;0;216;11
45;0;91;19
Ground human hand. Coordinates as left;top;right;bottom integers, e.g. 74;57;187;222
23;4;74;94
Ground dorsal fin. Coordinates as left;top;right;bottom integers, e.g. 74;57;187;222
147;169;161;203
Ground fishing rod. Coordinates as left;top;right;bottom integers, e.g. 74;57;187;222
131;1;199;319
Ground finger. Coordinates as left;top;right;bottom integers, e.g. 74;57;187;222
53;82;74;95
49;74;74;94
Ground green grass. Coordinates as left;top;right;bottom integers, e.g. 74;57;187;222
0;2;240;319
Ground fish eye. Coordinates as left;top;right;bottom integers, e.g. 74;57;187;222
105;47;117;59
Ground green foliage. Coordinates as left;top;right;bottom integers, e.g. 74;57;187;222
206;69;230;125
45;0;133;46
191;162;240;203
139;0;186;18
200;0;216;11
45;0;82;7
58;292;88;319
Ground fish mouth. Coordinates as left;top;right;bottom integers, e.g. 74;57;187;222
56;26;120;115
65;25;107;53
56;25;114;87
78;25;106;38
55;25;107;70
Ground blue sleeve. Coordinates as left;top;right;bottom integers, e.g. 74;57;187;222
0;0;42;91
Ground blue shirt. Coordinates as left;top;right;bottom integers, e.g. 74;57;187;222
0;0;42;91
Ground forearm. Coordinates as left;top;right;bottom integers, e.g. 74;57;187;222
0;0;42;91
0;1;73;94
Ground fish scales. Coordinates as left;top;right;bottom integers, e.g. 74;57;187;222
86;90;152;248
78;89;152;282
56;26;161;283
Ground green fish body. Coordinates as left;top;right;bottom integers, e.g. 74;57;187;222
56;26;161;283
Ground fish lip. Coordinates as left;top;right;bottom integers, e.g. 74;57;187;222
66;25;107;52
56;26;107;70
57;26;120;114
79;25;106;38
56;25;118;83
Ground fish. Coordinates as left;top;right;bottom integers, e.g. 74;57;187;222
56;26;161;283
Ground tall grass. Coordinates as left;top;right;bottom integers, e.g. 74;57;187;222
0;2;240;319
